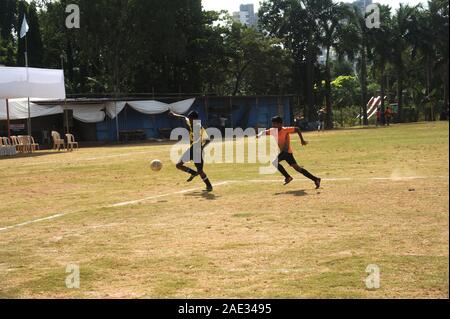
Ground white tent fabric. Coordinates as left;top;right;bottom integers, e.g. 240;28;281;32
105;101;127;119
169;98;196;114
127;100;168;115
106;98;196;119
1;98;195;122
0;66;66;99
0;98;63;120
64;105;106;123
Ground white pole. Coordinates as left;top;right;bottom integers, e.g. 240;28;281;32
25;33;31;138
61;54;69;134
115;101;119;142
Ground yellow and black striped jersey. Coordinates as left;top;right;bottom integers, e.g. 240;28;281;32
185;118;208;145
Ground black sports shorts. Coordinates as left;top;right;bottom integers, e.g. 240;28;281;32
277;151;298;166
180;144;204;170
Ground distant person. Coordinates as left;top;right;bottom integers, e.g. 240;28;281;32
294;116;302;128
219;115;227;135
318;109;326;132
385;106;393;126
376;107;382;127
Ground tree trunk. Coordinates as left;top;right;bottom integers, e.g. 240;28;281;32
325;45;333;129
397;61;404;123
444;60;449;117
233;62;250;96
306;35;315;121
380;65;386;125
360;45;368;126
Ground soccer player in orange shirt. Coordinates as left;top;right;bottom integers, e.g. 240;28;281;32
258;116;321;189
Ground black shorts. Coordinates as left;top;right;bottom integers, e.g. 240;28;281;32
278;151;297;166
179;144;204;170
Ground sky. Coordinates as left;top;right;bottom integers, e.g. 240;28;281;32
202;0;427;13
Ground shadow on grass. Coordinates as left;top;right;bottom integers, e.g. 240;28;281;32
275;189;308;197
184;191;219;200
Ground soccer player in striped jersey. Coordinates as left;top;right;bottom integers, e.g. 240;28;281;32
170;110;213;192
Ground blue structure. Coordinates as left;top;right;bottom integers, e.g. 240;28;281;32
96;96;292;142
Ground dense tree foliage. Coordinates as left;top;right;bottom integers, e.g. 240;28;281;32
0;0;448;126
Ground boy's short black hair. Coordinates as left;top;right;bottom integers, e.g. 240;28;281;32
272;116;283;124
188;111;199;120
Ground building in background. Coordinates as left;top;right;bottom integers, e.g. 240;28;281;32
352;0;373;12
232;4;258;28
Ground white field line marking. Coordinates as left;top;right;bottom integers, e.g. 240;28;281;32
0;182;230;233
0;175;447;233
0;213;68;232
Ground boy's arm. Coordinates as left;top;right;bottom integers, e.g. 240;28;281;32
169;110;188;121
202;128;211;148
256;129;269;139
295;127;308;146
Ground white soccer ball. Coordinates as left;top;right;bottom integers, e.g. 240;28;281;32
150;159;163;172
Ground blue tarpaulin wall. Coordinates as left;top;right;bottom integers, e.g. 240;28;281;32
96;96;292;141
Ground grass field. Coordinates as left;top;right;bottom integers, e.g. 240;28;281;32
0;122;448;299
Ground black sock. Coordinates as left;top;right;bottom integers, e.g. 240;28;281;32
278;164;291;179
180;166;197;175
299;168;318;182
202;176;212;188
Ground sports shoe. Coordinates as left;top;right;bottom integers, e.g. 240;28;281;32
187;173;199;182
284;176;293;185
315;178;321;189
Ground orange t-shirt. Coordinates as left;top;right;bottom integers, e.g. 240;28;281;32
266;127;297;153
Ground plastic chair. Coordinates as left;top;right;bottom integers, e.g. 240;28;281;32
65;134;79;151
51;131;66;151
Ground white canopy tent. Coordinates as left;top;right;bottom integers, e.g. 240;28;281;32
0;66;66;99
0;66;66;139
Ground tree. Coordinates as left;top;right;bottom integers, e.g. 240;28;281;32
427;0;449;117
0;0;18;66
331;75;359;126
338;4;372;126
391;4;418;122
368;5;393;124
317;1;349;129
259;0;325;121
17;1;44;67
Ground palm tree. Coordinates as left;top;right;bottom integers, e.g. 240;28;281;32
317;1;349;129
427;0;449;117
391;4;418;122
335;4;371;125
369;5;393;124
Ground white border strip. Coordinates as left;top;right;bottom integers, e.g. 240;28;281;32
0;213;68;232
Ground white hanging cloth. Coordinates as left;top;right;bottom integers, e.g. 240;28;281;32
105;98;196;119
63;104;106;123
127;100;169;115
168;98;196;114
0;98;63;120
0;98;196;122
105;101;127;119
